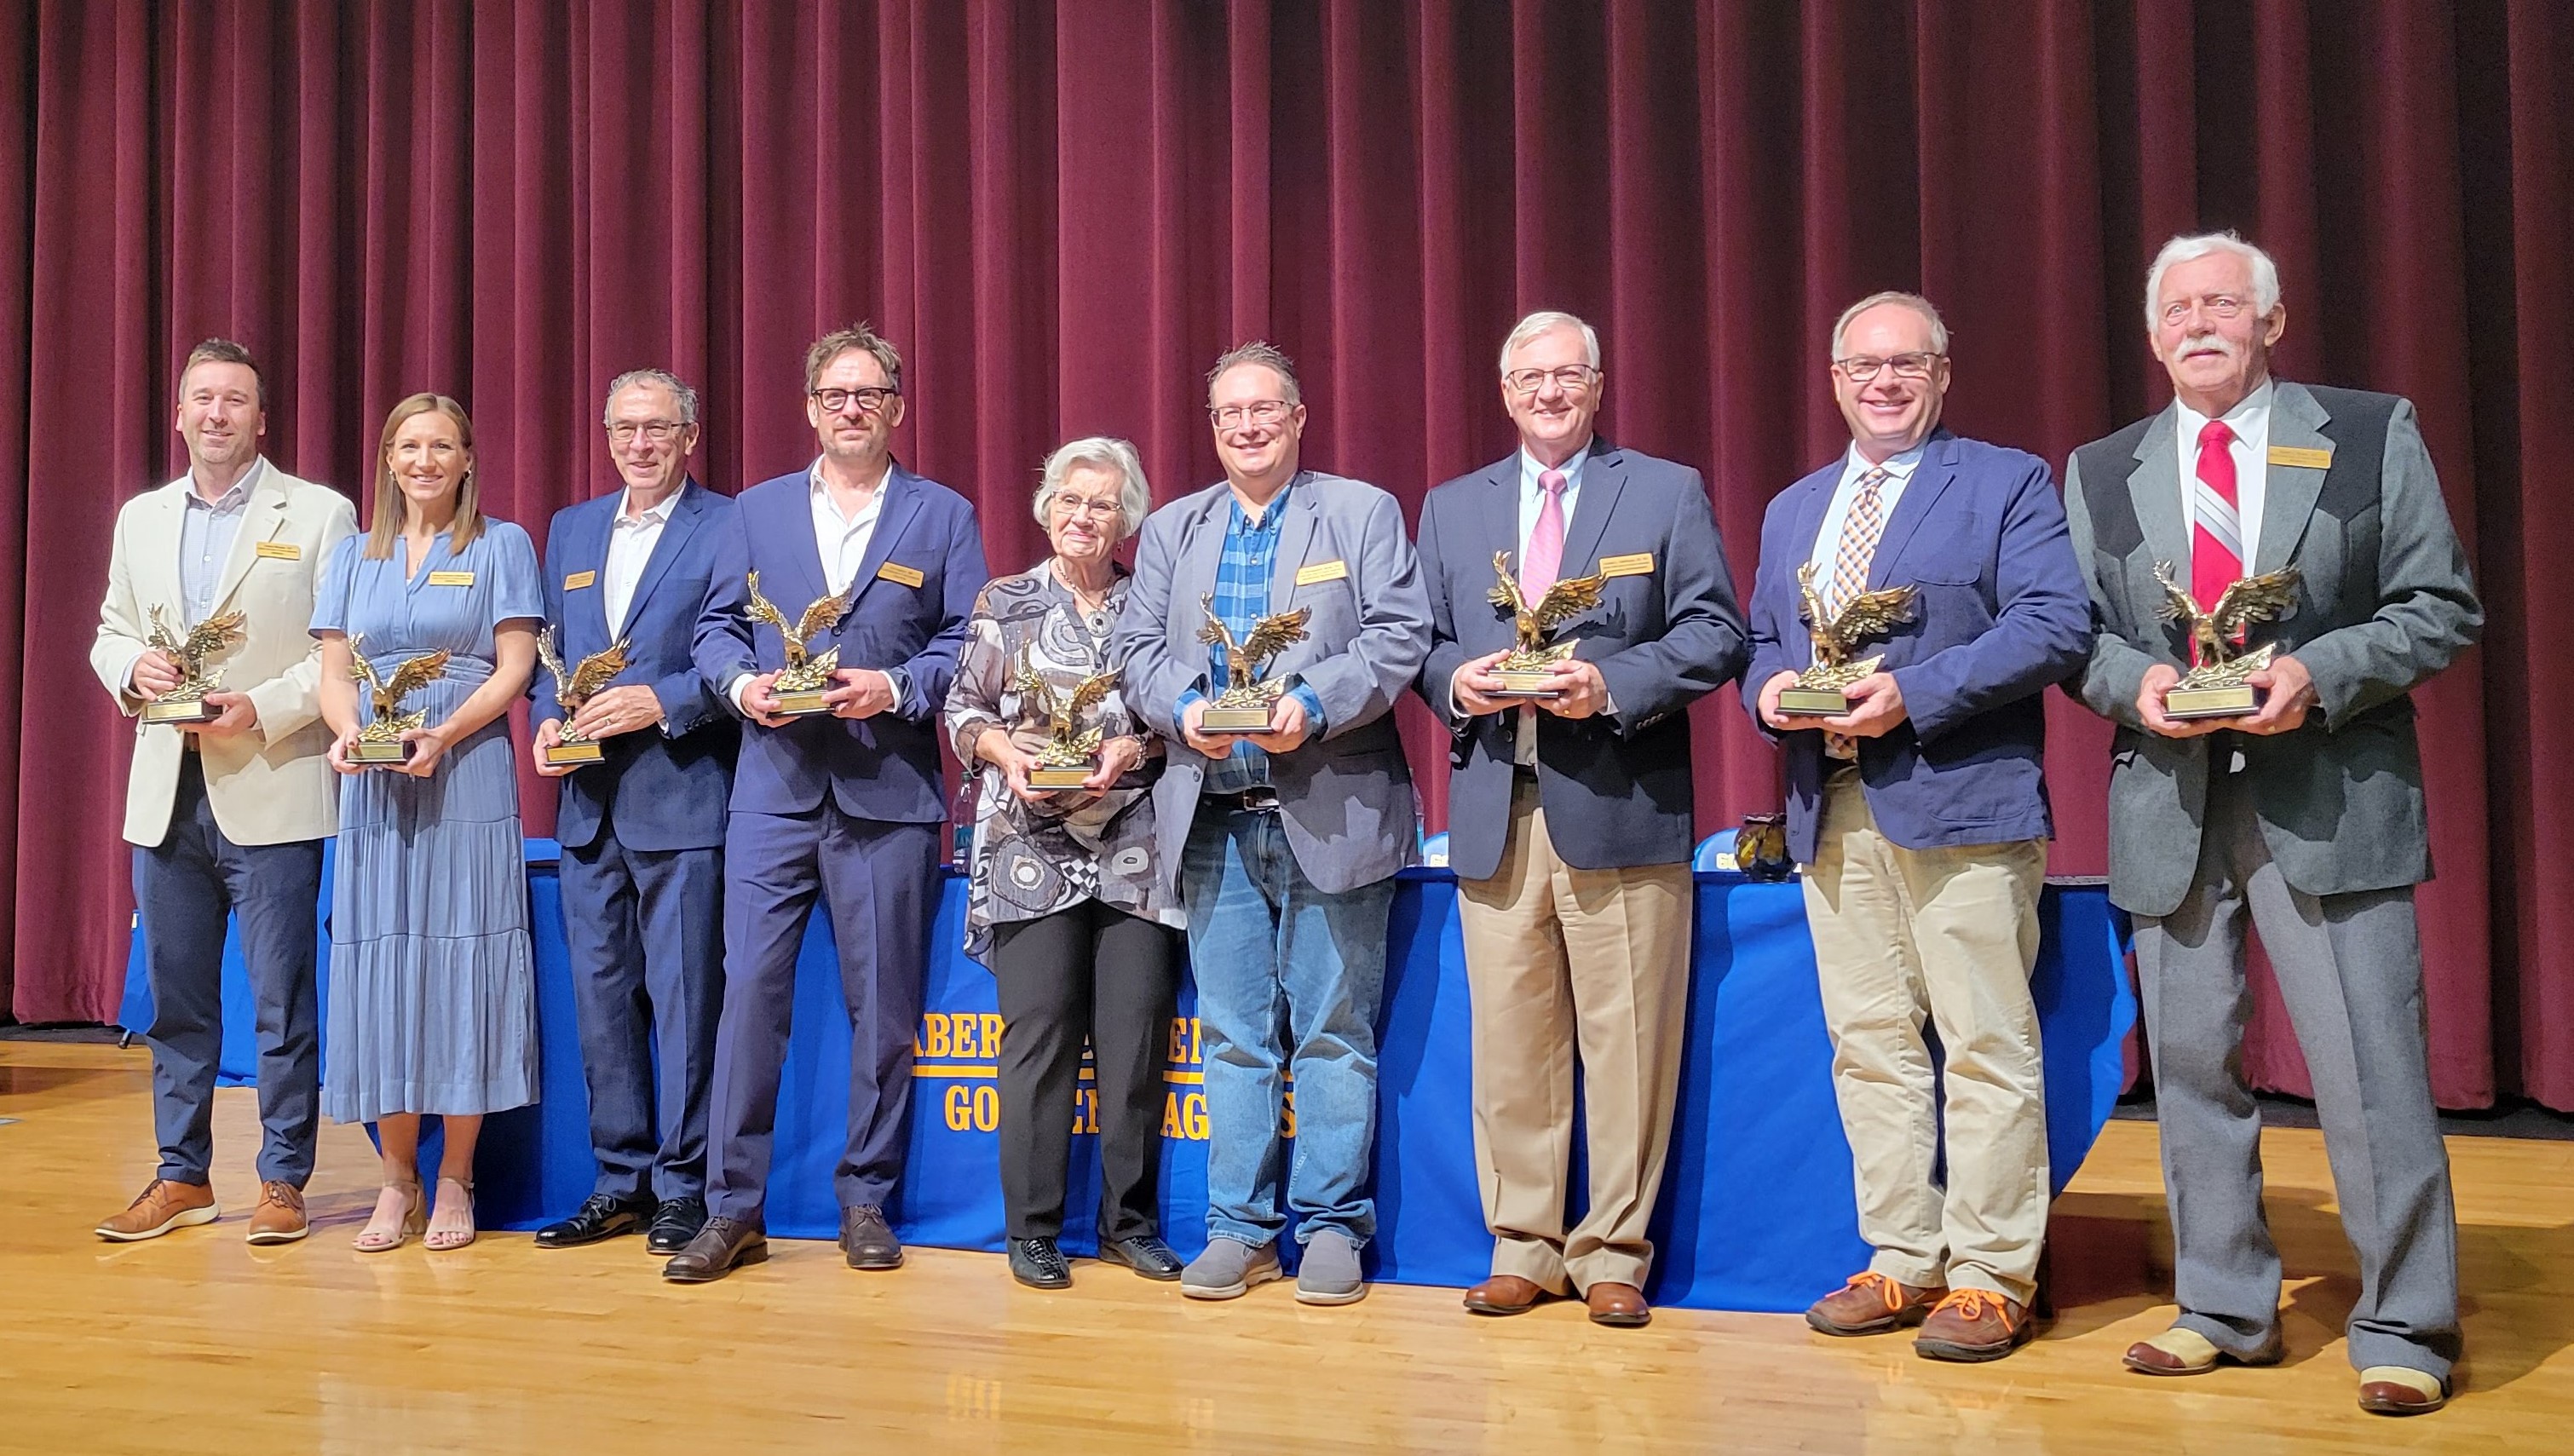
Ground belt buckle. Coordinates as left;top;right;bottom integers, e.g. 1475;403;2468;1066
1240;787;1281;813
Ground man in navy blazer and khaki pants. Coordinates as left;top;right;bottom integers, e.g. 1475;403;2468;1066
529;369;745;1257
1415;311;1747;1328
1747;293;2092;1361
665;325;987;1283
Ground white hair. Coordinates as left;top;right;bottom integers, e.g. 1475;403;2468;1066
603;367;701;426
1829;291;1949;360
2144;232;2281;331
1498;310;1601;373
1034;436;1152;541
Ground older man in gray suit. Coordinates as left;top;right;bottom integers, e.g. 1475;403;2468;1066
1116;341;1429;1308
2064;232;2480;1417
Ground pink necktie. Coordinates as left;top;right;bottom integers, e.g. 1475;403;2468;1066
2191;419;2243;665
1524;469;1568;596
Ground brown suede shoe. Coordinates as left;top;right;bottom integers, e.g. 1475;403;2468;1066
245;1181;309;1245
1585;1281;1651;1327
1462;1275;1555;1316
1806;1271;1947;1336
95;1179;219;1242
1915;1289;2036;1362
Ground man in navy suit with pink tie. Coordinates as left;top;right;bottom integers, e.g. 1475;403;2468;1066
664;324;988;1284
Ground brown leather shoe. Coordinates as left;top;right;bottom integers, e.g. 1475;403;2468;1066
2357;1366;2448;1415
1585;1281;1651;1327
2122;1325;2283;1376
1915;1289;2036;1362
662;1216;769;1284
1806;1271;1946;1336
95;1179;218;1242
1462;1275;1555;1316
245;1181;308;1245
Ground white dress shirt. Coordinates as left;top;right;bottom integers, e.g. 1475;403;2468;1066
2174;379;2274;573
1805;440;1926;577
602;485;680;636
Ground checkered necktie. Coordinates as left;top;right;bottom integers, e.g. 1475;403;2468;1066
1823;466;1892;760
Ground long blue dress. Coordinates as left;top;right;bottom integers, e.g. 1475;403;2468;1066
311;521;544;1123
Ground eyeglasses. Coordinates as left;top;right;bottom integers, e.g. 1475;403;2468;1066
1208;400;1293;430
812;386;901;415
2158;294;2254;328
1050;493;1121;521
607;420;687;444
1503;365;1598;396
1834;353;1944;383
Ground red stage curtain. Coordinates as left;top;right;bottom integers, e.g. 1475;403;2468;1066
1;1;2565;1110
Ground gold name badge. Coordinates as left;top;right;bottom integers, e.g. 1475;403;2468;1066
2268;445;2333;469
428;570;475;587
254;540;301;561
1598;552;1655;578
1295;559;1349;586
563;570;597;590
877;561;926;589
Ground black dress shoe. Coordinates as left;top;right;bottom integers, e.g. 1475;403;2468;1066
533;1193;654;1249
1097;1234;1183;1280
661;1216;768;1284
840;1205;904;1270
646;1196;707;1256
1010;1237;1072;1289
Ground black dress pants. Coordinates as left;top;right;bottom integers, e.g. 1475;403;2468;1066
987;899;1182;1240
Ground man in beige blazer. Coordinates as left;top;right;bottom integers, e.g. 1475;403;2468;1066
89;339;358;1246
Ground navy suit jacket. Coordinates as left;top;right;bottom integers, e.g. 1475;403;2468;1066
693;463;986;824
536;480;743;854
1743;429;2093;864
1415;441;1748;882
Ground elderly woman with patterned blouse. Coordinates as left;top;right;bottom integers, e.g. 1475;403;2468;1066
944;436;1185;1291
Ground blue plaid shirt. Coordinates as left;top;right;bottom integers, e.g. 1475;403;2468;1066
1183;482;1327;794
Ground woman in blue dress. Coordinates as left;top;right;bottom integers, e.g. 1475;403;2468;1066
312;393;542;1253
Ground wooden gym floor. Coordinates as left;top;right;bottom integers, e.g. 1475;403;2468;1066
3;1039;2567;1454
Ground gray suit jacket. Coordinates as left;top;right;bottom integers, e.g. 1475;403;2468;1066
2064;381;2481;916
1414;442;1746;881
1114;470;1431;897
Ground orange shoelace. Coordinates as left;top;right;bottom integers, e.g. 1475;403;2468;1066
1933;1289;2018;1329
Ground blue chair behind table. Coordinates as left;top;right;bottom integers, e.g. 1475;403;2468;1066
1692;832;1734;872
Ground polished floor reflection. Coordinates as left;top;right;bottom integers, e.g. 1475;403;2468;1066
3;1040;2567;1454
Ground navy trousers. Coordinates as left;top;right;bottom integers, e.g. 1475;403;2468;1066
131;752;324;1186
705;803;939;1223
559;830;724;1204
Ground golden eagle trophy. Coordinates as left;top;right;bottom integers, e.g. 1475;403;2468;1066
1779;562;1920;716
1012;647;1120;790
2151;561;2301;719
1487;550;1609;698
745;570;851;716
537;625;631;767
346;633;452;765
1197;596;1312;733
139;604;249;724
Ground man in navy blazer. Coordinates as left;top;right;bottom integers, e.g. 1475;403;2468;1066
1414;311;1745;1328
528;369;744;1258
1745;292;2092;1361
664;325;987;1284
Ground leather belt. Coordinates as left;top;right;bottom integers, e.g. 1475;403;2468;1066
1202;786;1281;814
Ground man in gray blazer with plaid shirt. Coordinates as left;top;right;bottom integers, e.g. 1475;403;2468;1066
2064;233;2480;1418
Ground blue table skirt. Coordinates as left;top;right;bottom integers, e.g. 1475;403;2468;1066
122;843;2133;1313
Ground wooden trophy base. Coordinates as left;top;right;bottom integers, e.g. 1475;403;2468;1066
1028;764;1095;790
1489;670;1563;699
1201;704;1276;734
141;698;217;725
1776;687;1855;716
542;740;604;767
2166;683;2260;720
772;688;832;716
347;739;412;766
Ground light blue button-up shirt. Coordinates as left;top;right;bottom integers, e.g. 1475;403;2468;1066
178;460;261;624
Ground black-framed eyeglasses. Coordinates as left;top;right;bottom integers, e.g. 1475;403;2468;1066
1503;365;1598;396
812;386;901;415
1833;353;1944;383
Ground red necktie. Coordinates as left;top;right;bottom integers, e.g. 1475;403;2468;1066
2191;419;2243;664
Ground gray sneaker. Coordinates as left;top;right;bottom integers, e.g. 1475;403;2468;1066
1180;1237;1281;1300
1295;1229;1368;1305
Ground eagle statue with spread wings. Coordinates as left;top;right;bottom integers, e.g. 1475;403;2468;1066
1011;647;1120;769
1794;561;1919;689
347;632;452;749
745;570;851;693
2151;561;2301;683
141;604;249;719
1488;550;1609;673
1197;595;1311;708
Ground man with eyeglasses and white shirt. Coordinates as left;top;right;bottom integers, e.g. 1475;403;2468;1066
1413;310;1744;1328
2064;233;2479;1415
665;324;987;1284
528;369;744;1260
1748;292;2091;1361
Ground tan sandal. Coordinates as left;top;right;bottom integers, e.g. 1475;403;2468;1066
424;1177;477;1252
353;1181;426;1253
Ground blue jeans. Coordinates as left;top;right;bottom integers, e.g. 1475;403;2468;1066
1180;807;1396;1248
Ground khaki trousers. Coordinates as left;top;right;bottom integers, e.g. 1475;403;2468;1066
1802;769;2049;1303
1457;777;1691;1292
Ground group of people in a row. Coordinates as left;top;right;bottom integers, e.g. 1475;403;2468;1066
91;230;2475;1417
